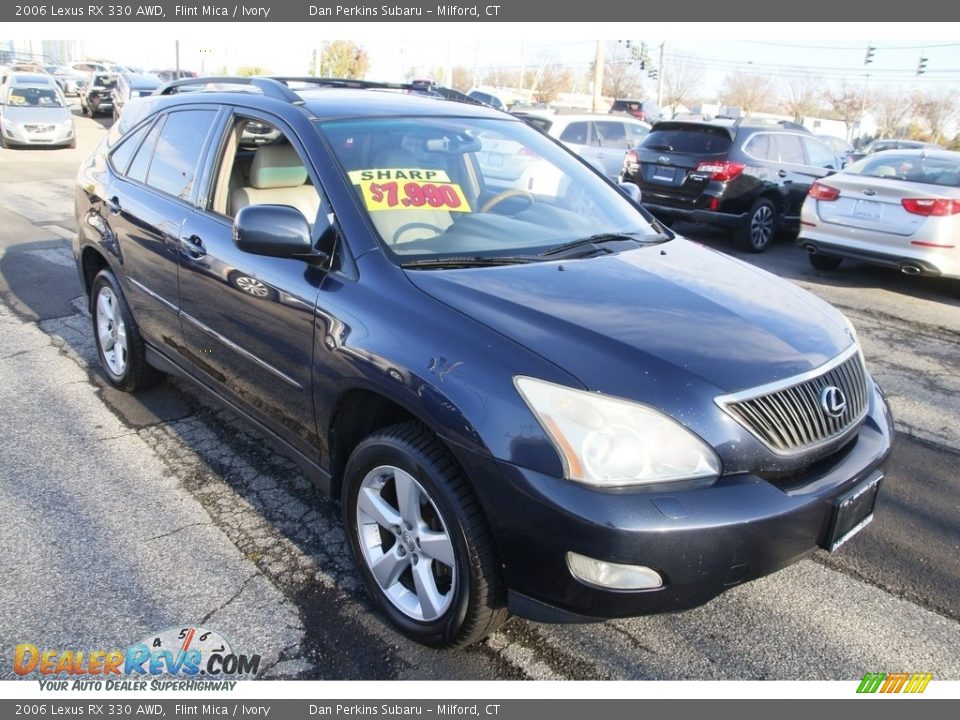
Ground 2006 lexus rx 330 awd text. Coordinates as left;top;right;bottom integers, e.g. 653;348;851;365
74;77;893;647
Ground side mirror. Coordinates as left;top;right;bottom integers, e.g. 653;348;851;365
233;204;327;262
618;181;642;204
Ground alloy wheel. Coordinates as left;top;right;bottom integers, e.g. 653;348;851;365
95;287;128;377
355;464;457;622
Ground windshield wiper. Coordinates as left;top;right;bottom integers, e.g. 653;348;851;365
540;232;669;258
644;143;674;152
401;255;540;270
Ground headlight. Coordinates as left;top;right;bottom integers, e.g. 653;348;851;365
514;376;721;487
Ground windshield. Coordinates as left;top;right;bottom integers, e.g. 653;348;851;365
6;87;64;108
316;116;661;263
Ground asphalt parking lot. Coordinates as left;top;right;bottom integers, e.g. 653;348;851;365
1;104;959;681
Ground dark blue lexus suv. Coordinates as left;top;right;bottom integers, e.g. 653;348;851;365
74;77;893;647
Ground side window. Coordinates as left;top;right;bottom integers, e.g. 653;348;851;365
559;121;589;145
802;137;837;169
127;119;164;184
626;123;649;147
144;109;218;201
109;121;151;175
773;133;805;165
596;121;627;148
211;115;323;229
744;133;775;161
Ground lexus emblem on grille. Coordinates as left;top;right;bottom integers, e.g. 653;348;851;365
820;386;848;418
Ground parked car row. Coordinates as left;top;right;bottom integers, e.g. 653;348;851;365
615;115;959;289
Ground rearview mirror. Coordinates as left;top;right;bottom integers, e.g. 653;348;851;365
233;204;327;262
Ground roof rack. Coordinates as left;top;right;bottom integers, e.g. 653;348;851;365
733;116;809;132
154;75;481;108
155;76;302;104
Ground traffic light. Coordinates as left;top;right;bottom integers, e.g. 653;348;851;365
864;44;875;65
917;55;928;75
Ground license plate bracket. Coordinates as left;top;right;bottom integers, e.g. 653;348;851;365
852;199;882;221
823;471;883;551
653;166;675;182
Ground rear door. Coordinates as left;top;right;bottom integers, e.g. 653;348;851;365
101;108;218;366
591;120;636;180
770;133;833;221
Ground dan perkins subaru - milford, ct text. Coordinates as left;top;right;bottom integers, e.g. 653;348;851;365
309;4;501;16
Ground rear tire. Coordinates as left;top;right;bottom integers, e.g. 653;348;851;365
91;269;163;392
342;421;506;647
808;252;843;271
737;198;777;253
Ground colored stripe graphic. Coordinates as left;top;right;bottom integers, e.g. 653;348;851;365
905;673;933;693
857;672;932;694
857;673;885;693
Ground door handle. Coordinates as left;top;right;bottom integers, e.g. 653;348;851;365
181;235;206;259
107;196;122;215
778;170;788;178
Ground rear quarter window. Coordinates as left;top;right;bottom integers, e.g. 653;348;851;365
641;127;732;155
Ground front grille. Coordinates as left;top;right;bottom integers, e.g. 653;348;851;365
717;347;868;455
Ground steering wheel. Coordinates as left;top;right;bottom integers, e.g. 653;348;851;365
392;222;446;245
479;189;536;214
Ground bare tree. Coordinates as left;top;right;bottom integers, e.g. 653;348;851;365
531;64;573;104
781;74;822;124
600;41;646;99
826;81;870;141
450;66;472;92
912;90;959;144
721;72;775;116
872;87;914;138
661;59;701;118
319;40;369;79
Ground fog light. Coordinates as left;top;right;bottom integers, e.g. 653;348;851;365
566;552;663;590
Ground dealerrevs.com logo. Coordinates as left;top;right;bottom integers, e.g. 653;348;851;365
857;672;934;694
14;627;261;691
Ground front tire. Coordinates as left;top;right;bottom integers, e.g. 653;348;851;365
737;198;777;253
91;269;163;392
342;422;506;647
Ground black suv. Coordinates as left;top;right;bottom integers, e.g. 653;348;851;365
74;77;891;647
621;118;842;251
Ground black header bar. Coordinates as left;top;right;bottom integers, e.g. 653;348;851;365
3;1;959;22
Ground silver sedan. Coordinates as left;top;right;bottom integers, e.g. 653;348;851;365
798;149;960;284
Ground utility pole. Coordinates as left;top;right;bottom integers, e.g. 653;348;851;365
175;40;180;78
657;41;666;108
592;41;604;112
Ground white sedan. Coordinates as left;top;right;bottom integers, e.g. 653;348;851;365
798;149;960;285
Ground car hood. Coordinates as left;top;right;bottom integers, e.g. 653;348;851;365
405;238;853;400
3;105;72;124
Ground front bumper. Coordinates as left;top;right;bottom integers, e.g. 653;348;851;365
452;379;893;622
1;123;75;147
